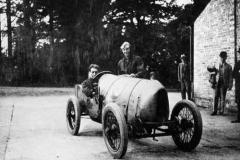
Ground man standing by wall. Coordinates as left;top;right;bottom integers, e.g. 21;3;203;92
178;54;191;100
211;51;233;116
231;50;240;123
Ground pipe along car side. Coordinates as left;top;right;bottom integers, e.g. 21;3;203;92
66;71;203;159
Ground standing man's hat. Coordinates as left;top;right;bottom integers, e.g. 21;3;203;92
219;51;227;58
180;54;186;59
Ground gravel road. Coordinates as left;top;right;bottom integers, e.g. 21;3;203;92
0;91;240;160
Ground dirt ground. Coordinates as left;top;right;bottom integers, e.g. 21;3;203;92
0;86;74;97
0;87;240;160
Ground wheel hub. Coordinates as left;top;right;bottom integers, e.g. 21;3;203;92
180;118;194;130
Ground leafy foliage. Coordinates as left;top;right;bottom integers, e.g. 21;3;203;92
0;0;210;87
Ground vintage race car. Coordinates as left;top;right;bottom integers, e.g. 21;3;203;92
66;71;202;159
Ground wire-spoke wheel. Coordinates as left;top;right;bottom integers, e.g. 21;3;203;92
102;103;128;159
66;96;81;135
171;100;202;151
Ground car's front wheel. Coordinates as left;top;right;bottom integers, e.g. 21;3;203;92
102;103;128;159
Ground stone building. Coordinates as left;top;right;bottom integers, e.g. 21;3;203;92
194;0;239;108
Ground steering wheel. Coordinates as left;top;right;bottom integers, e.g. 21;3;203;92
92;71;112;95
93;71;112;83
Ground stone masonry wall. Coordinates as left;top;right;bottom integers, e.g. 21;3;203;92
237;0;240;60
194;0;238;108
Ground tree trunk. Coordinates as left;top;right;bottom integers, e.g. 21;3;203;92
30;0;37;82
22;0;36;82
0;12;2;72
6;0;12;58
48;0;54;72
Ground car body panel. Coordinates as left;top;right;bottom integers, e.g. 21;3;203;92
98;74;169;124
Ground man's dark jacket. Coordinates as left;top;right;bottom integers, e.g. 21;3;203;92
178;62;190;82
118;55;144;77
233;61;240;102
82;78;94;98
215;62;233;89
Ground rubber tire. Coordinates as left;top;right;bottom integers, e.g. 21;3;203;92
102;103;128;159
171;100;202;151
66;96;81;135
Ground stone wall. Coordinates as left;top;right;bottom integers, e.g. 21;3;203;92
194;0;239;108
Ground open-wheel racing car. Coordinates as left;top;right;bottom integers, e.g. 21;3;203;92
66;71;203;159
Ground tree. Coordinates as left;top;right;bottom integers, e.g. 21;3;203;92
6;0;12;58
165;0;211;59
1;0;211;87
104;0;181;56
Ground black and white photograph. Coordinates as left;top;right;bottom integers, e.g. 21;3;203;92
1;0;240;159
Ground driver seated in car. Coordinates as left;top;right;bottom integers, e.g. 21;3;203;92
82;64;99;98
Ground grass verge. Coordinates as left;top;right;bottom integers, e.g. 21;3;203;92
0;87;75;97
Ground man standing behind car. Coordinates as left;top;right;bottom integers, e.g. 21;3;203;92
211;51;233;116
82;64;99;98
118;41;144;78
231;50;240;123
178;54;191;100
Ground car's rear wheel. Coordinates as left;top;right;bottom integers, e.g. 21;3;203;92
102;103;128;159
66;96;81;135
171;100;202;151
